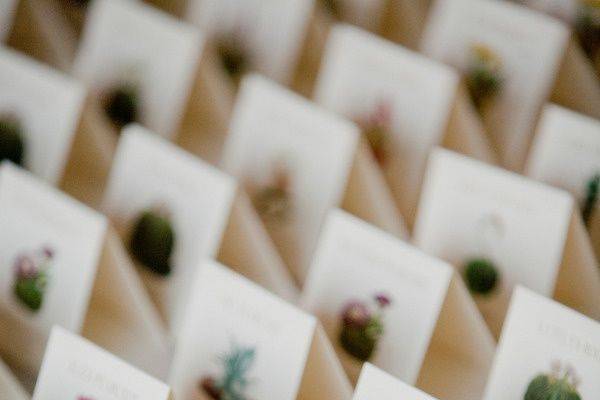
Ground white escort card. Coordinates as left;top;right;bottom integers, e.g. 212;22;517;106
101;125;236;333
314;24;459;226
0;162;170;383
185;0;313;84
0;46;85;184
169;260;352;400
33;326;170;400
483;286;600;400
353;363;440;400
421;0;569;171
302;209;496;400
526;104;600;260
414;148;600;338
73;0;203;139
0;0;17;41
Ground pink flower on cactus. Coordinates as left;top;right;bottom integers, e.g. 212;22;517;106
14;255;37;280
374;293;391;308
341;301;371;328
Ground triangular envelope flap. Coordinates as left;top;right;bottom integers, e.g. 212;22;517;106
420;0;569;171
417;275;495;400
33;326;170;400
354;363;439;400
169;260;316;400
82;227;171;379
102;125;236;331
0;162;107;373
0;0;17;41
73;0;203;138
184;0;313;83
414;148;573;335
301;209;451;384
0;46;85;184
0;356;28;400
221;74;359;284
315;24;459;225
483;286;600;400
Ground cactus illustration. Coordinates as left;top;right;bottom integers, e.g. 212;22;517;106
524;362;582;400
200;343;257;400
253;163;291;222
339;293;392;361
582;173;599;227
359;101;392;166
466;44;503;113
575;1;600;63
104;84;139;129
13;247;54;312
463;258;500;295
130;208;175;276
0;114;25;166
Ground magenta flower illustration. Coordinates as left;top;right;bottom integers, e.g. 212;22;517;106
12;246;54;312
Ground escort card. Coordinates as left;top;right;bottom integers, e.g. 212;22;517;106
0;162;170;382
0;0;17;41
483;286;600;400
0;46;85;184
73;0;203;139
102;125;236;332
185;0;313;84
33;326;170;400
302;209;496;400
314;24;459;226
526;104;600;258
421;0;569;171
414;148;600;337
353;364;439;400
169;260;352;400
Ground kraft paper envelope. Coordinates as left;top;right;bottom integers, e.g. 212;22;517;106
353;363;440;400
414;148;600;338
302;209;495;400
421;0;569;172
72;0;203;140
169;260;352;400
0;46;85;185
0;162;169;386
221;74;406;286
314;24;492;229
0;357;28;400
0;0;17;41
483;286;600;400
526;104;600;261
33;326;171;400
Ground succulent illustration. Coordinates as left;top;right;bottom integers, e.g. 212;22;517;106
129;208;175;276
216;32;249;81
339;293;392;361
359;101;392;165
199;343;257;400
582;173;599;227
576;1;600;63
0;115;25;166
13;247;54;312
524;361;582;400
466;44;503;113
104;84;139;129
253;165;291;222
463;258;500;295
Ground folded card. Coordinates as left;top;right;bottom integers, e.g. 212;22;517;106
0;0;17;41
169;260;352;400
302;209;495;400
483;286;600;400
185;0;312;84
421;0;569;171
0;162;169;383
33;326;170;400
314;24;459;226
353;363;440;400
0;46;85;184
73;0;203;139
102;124;236;333
414;148;600;338
526;104;600;259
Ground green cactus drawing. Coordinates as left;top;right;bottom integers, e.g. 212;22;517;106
524;362;582;400
130;208;175;276
582;173;599;227
463;258;500;296
466;44;503;113
104;84;139;129
13;247;54;312
0;115;25;166
200;343;257;400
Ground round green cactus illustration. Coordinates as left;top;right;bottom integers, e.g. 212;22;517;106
104;84;139;129
0;115;25;166
524;362;582;400
130;208;175;276
466;43;503;113
463;258;500;295
13;246;54;312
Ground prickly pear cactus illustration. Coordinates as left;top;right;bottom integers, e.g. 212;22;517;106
463;258;500;295
200;343;257;400
466;43;503;113
524;362;582;400
130;208;175;276
0;114;25;166
582;173;599;227
575;1;600;62
13;247;54;312
104;84;139;129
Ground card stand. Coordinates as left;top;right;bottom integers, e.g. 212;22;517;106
342;140;409;239
8;0;78;72
217;190;301;304
296;325;354;400
81;227;172;380
0;357;29;400
552;38;600;120
416;276;496;400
